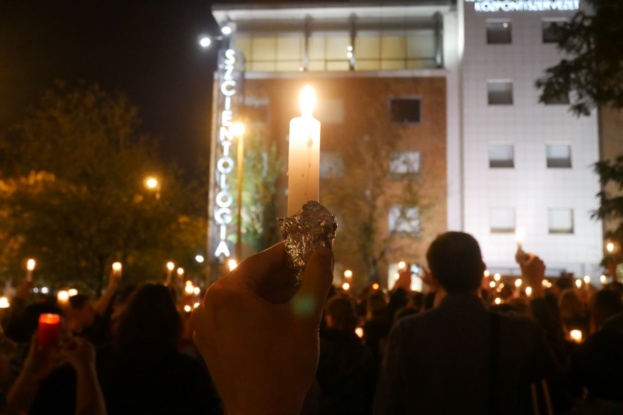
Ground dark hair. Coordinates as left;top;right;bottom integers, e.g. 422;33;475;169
113;284;182;355
69;294;90;310
591;289;623;319
326;296;358;332
426;232;484;293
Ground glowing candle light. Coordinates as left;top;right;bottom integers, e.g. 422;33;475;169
68;288;78;297
525;286;532;297
398;261;406;270
355;327;364;338
57;290;69;306
112;262;122;279
165;261;175;285
177;268;185;278
26;259;36;282
193;302;200;309
344;270;353;279
227;259;238;271
607;242;615;253
570;329;582;343
600;275;607;285
183;305;192;313
515;279;522;288
494;273;501;282
484;270;490;277
372;283;380;290
489;281;496;288
193;287;200;295
494;298;502;305
0;297;9;309
583;275;590;284
287;85;321;216
342;282;350;291
38;313;60;348
575;279;582;289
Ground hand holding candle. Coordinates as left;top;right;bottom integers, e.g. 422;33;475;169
112;262;122;280
287;85;321;216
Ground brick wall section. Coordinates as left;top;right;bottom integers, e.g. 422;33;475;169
239;75;447;284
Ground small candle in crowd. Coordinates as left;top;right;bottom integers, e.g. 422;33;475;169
515;279;522;288
372;283;380;290
494;273;501;282
484;270;490;277
342;282;350;291
583;275;590;285
489;281;496;288
607;242;615;253
515;228;524;250
600;275;607;284
575;279;582;289
344;270;353;279
183;305;192;313
525;286;532;297
227;259;238;271
0;297;9;309
67;288;78;297
26;259;36;282
355;327;364;338
193;302;200;309
57;290;69;306
38;313;61;348
193;287;201;295
494;298;502;305
570;329;583;344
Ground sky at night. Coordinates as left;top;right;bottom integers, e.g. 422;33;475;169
0;1;222;173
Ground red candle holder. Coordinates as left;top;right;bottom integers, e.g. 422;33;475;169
38;313;60;348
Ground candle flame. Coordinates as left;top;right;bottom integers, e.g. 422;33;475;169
398;261;406;270
601;275;607;284
494;273;501;282
57;290;69;302
166;261;175;271
494;298;502;305
515;227;524;244
39;313;60;324
299;85;316;117
515;279;522;288
0;297;9;309
177;267;185;276
575;279;582;289
27;259;36;271
583;275;590;284
606;242;615;253
355;327;364;338
372;283;380;290
570;329;582;343
227;259;238;271
525;286;532;297
112;262;122;272
484;270;490;277
68;289;78;297
342;282;350;291
344;270;353;278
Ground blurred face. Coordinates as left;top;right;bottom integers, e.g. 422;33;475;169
69;303;96;331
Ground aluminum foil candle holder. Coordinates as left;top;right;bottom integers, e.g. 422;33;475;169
279;201;337;283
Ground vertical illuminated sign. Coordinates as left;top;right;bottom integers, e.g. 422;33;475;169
212;49;237;259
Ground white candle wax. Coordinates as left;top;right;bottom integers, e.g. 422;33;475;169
287;86;321;216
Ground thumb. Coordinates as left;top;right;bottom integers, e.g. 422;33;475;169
290;247;334;324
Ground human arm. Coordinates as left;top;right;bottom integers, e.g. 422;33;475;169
191;242;334;415
93;270;120;316
62;337;107;415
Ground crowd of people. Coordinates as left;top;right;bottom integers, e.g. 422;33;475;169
0;231;621;414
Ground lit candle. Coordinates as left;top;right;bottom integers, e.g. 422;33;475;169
342;282;350;291
575;279;582;289
570;329;582;343
26;259;36;282
514;278;522;297
57;290;69;307
184;281;194;295
165;261;175;285
177;267;185;279
68;288;78;297
398;261;406;270
344;270;353;279
287;85;321;216
227;259;238;271
494;298;502;305
525;286;532;297
607;242;615;254
494;273;501;282
600;275;607;285
372;283;380;290
484;270;490;277
193;287;201;296
112;262;122;278
355;327;364;338
0;297;9;309
193;302;200;309
583;275;590;290
489;281;496;288
183;305;192;313
38;313;61;348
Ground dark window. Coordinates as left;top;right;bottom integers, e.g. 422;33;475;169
542;20;566;44
487;20;512;44
488;81;513;105
543;92;570;105
390;98;421;124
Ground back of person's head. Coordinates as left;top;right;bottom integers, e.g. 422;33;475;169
366;291;388;319
325;296;358;332
408;292;424;311
426;232;484;293
113;283;181;355
558;288;584;320
394;306;418;323
591;289;623;330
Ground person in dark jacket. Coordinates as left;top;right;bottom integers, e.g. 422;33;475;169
317;296;376;415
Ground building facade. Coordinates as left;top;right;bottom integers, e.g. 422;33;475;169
209;0;603;286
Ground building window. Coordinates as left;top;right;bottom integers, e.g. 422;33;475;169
542;19;567;44
320;152;344;178
488;144;514;168
546;144;572;168
490;208;515;233
390;98;421;124
487;20;512;44
388;206;421;236
315;99;344;125
389;151;421;175
548;209;574;234
487;81;513;105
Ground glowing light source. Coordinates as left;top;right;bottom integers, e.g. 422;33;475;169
601;275;607;284
193;287;201;295
41;287;49;294
342;282;350;291
494;298;502;305
489;281;496;288
166;261;175;271
177;267;185;277
583;275;590;285
184;305;192;313
525;286;532;297
68;289;78;297
0;297;9;309
575;279;582;289
607;242;615;253
343;270;353;279
144;176;159;190
193;302;200;309
57;290;69;303
570;329;582;343
199;37;211;48
515;227;524;249
112;262;122;272
227;259;238;271
298;85;317;117
27;259;36;271
494;273;501;282
484;270;490;277
195;255;205;263
355;327;363;338
514;279;522;288
221;25;232;35
372;283;380;290
398;261;406;270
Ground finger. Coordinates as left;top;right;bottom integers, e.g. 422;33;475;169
290;247;334;323
233;242;288;287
